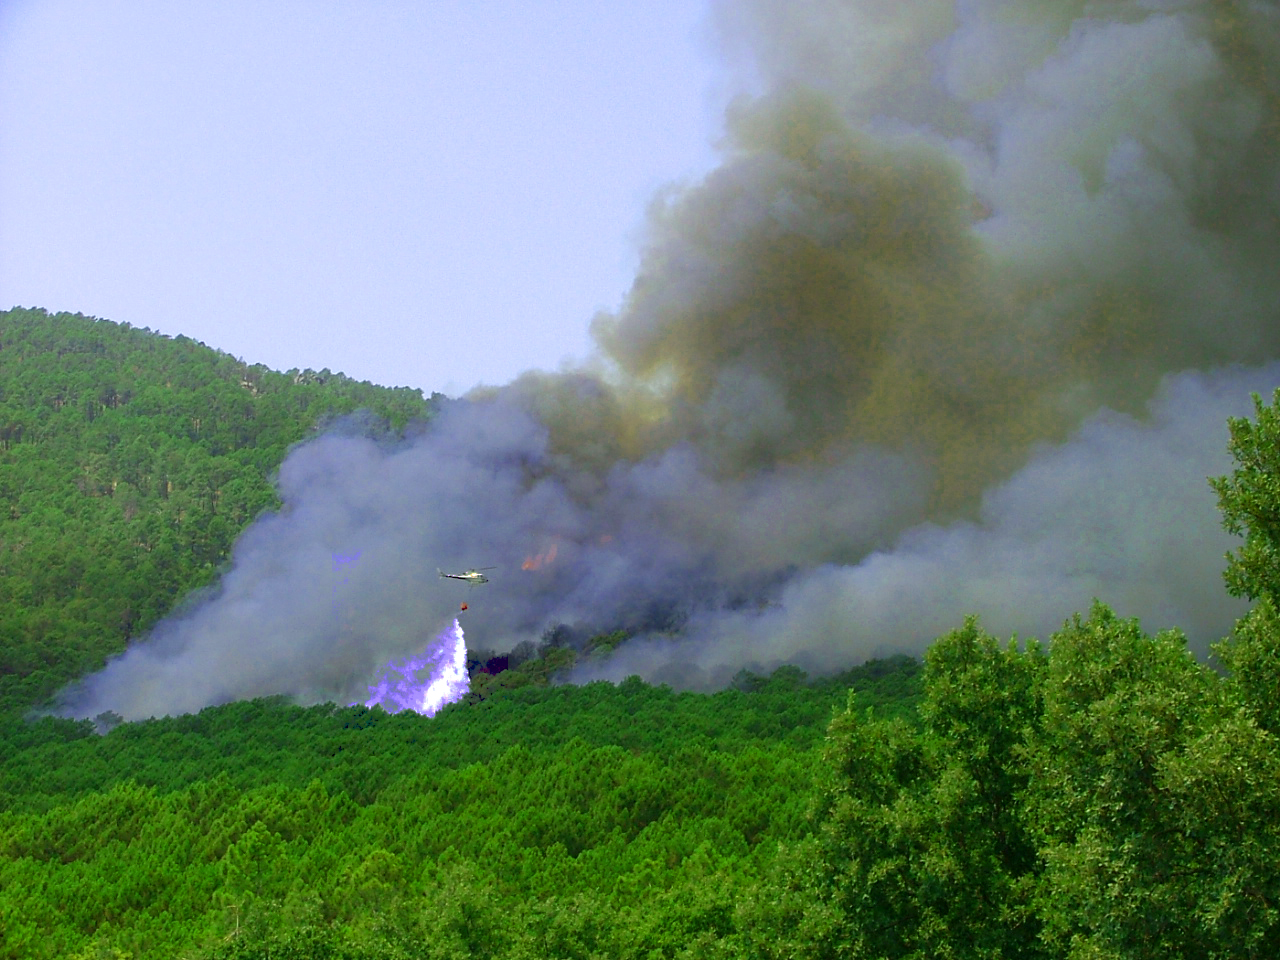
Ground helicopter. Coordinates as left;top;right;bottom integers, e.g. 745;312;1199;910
438;567;495;585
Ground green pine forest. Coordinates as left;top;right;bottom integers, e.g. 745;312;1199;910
2;306;1279;958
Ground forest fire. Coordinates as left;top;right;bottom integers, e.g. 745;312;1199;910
52;0;1280;725
361;619;469;715
522;543;558;571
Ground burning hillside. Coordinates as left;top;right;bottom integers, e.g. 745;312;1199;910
60;0;1280;720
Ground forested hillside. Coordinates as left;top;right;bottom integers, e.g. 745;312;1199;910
1;306;1278;958
0;653;923;960
0;308;435;714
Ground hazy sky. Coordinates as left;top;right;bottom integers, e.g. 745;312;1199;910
0;0;721;394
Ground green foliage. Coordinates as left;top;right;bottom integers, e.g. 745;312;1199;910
1211;388;1280;601
0;308;435;715
0;658;920;815
737;618;1047;960
0;658;924;960
740;603;1280;960
1216;594;1280;736
1029;606;1211;958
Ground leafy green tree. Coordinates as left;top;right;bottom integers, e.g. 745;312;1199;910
1216;593;1280;737
1212;390;1280;742
1028;603;1280;959
738;618;1046;959
1212;388;1280;602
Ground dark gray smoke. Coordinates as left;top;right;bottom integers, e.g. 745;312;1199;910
61;0;1280;719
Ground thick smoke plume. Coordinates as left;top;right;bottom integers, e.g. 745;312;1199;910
62;0;1280;719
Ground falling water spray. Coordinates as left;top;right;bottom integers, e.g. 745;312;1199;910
334;551;470;715
361;619;470;716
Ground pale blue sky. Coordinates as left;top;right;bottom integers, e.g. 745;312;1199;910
0;1;722;394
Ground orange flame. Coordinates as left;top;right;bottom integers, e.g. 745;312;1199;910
522;542;558;571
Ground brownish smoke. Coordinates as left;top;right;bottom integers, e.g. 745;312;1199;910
523;15;1278;515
